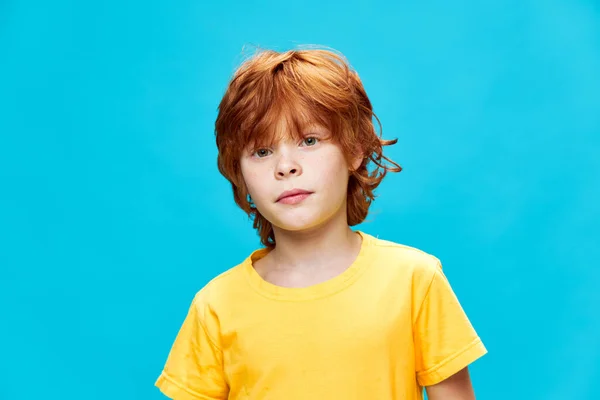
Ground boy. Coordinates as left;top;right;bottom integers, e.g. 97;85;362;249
155;48;487;399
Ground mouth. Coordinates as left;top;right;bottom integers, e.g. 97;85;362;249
276;189;313;204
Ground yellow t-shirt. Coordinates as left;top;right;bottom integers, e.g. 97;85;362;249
155;231;487;399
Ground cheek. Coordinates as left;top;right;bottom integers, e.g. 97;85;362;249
240;164;255;194
312;157;350;208
241;164;270;200
244;175;261;198
318;153;349;186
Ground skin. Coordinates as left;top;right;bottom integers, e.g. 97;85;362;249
240;120;363;288
426;368;476;400
239;118;477;397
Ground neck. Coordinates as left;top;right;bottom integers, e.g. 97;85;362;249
269;209;361;271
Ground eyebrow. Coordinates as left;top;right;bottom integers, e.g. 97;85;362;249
302;123;329;133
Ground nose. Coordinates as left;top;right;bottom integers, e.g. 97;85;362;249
275;149;302;179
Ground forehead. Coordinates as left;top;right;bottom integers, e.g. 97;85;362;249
244;108;331;148
270;118;328;138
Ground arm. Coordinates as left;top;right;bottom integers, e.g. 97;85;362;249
155;293;229;400
425;367;476;400
412;260;487;397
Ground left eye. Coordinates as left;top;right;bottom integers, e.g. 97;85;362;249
302;137;318;146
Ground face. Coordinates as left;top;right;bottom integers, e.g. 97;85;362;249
239;120;361;233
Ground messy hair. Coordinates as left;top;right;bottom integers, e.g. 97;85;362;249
215;47;401;248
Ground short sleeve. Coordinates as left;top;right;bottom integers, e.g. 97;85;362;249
413;264;487;387
155;294;228;400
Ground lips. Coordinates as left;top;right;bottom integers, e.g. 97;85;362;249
276;188;313;202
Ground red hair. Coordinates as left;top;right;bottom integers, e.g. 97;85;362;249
215;47;401;248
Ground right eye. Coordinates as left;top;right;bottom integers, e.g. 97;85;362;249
253;148;272;158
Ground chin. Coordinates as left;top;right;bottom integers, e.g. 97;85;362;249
272;217;321;232
258;200;345;233
272;207;343;233
262;209;322;232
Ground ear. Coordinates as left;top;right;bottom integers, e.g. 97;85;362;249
349;148;364;172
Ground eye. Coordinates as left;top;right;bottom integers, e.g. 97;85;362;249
253;148;272;158
302;137;319;147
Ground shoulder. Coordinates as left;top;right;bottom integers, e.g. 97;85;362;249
189;254;253;311
363;231;443;282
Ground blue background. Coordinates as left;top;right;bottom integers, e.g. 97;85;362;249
1;0;599;399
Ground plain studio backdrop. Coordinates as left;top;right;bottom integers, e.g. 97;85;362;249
0;1;599;399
